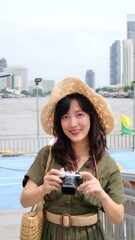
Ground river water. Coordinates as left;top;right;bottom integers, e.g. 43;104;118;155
0;97;134;136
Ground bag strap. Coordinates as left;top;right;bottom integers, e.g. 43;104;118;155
44;145;51;175
30;145;52;213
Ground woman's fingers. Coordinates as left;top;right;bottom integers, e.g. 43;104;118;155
77;171;103;196
47;168;63;176
79;171;95;180
43;168;63;193
45;174;62;183
46;179;62;191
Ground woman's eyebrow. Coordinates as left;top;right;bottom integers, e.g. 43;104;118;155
74;109;83;113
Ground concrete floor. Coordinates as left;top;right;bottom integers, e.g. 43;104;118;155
0;208;30;240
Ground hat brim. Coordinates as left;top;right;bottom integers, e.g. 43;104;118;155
41;77;114;135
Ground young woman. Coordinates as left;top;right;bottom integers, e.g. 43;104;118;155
20;77;125;240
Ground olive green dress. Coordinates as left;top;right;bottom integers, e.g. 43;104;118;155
23;145;125;240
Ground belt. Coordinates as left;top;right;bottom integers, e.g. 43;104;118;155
46;211;98;228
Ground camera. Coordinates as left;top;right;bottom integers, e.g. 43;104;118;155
59;171;83;195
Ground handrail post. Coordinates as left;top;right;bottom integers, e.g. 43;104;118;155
133;81;135;151
35;78;42;151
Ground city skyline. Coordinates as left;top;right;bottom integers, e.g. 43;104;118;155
127;14;135;81
110;40;121;86
0;0;135;87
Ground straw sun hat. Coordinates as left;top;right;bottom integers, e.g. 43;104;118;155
41;77;115;135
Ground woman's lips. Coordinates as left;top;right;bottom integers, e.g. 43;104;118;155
69;130;81;136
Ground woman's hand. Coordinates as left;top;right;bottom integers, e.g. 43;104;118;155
20;168;64;208
77;171;124;224
77;171;106;200
42;168;64;194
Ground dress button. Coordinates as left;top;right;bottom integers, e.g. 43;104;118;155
66;201;70;205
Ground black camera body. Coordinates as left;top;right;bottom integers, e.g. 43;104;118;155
59;171;83;195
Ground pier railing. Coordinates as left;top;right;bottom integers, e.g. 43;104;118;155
0;134;52;154
0;131;134;154
100;171;135;240
0;134;135;239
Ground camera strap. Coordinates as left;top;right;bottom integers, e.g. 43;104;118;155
92;154;99;180
67;152;99;180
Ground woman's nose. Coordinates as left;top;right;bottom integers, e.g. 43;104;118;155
69;117;77;126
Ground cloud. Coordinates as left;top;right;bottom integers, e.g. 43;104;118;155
0;0;134;86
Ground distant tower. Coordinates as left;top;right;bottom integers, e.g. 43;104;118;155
85;70;95;89
110;40;121;85
127;14;135;81
123;39;133;86
0;57;7;72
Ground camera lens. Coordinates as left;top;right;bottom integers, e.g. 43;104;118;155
62;176;77;195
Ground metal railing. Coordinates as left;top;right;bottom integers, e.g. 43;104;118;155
107;132;134;150
100;171;135;240
0;134;135;239
0;131;134;154
0;134;52;154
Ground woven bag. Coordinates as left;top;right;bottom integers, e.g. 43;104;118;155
20;146;51;240
20;203;43;240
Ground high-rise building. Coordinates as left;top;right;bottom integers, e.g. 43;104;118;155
122;39;133;86
29;79;55;94
4;66;28;90
127;14;135;81
42;79;55;94
110;40;121;85
0;57;7;72
85;70;95;89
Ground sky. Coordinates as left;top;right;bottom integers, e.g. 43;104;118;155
0;0;135;87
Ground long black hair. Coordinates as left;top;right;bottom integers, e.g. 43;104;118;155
51;93;107;170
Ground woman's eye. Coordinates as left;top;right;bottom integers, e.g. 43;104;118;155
62;115;68;120
77;113;83;117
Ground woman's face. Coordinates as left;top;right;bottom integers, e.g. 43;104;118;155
61;99;90;144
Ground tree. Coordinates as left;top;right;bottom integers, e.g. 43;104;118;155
21;90;30;96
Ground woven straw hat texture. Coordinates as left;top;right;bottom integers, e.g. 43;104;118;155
41;77;115;135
